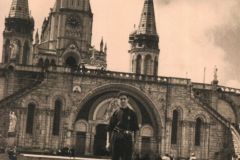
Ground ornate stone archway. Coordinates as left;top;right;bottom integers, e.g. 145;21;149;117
71;83;163;155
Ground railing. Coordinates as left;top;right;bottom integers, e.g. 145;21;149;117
192;82;240;95
218;86;240;94
192;92;230;127
192;82;212;90
1;65;192;86
3;64;240;93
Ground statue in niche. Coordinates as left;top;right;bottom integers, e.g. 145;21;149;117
8;111;17;133
9;40;19;59
103;98;119;121
90;47;97;65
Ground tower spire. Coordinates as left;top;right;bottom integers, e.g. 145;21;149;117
129;0;160;76
9;0;30;19
2;0;34;64
137;0;157;35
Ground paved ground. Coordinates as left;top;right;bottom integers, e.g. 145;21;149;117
0;153;8;159
20;154;110;159
0;153;111;160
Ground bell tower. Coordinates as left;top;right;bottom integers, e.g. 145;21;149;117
129;0;160;76
38;0;93;67
2;0;34;65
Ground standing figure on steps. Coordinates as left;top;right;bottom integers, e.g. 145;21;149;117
106;91;139;160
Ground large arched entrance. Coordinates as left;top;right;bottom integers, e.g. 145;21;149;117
72;84;163;156
65;56;77;67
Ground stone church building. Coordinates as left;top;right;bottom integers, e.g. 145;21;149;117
0;0;240;159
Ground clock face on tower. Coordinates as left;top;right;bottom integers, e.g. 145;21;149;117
66;15;81;28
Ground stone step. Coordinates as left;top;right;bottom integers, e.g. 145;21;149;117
18;154;111;160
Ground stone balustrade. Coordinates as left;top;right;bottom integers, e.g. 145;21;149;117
4;64;240;93
218;86;240;94
2;65;192;86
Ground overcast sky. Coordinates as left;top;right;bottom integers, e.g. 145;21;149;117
0;0;240;88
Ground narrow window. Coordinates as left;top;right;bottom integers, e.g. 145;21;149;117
23;41;30;65
195;118;202;146
4;40;10;63
144;55;152;75
52;99;62;135
26;103;35;134
136;55;142;74
171;110;179;144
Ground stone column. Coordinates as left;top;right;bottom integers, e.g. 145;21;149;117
141;55;146;74
45;109;52;148
88;124;96;155
137;136;142;154
181;121;189;157
88;133;95;155
151;137;156;153
18;109;25;146
85;133;91;155
164;119;172;154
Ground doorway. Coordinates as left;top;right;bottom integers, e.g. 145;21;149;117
75;132;86;156
93;124;109;156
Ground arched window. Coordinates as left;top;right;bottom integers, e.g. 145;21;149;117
50;59;56;66
44;59;50;67
37;58;44;67
52;99;62;135
22;41;30;65
15;40;21;61
195;118;202;146
144;55;152;75
154;57;158;75
136;55;142;74
171;110;179;144
26;103;36;134
3;40;10;63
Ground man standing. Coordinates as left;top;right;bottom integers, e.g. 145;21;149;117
106;91;139;160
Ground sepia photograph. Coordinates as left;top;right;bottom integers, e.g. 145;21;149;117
0;0;240;159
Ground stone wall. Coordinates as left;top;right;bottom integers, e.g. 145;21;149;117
0;69;237;159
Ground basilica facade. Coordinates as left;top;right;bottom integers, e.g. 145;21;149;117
0;0;240;160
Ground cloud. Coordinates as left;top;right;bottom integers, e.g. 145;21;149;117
155;0;240;87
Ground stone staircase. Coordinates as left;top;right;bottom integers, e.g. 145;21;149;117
0;72;45;108
192;90;240;157
230;125;240;155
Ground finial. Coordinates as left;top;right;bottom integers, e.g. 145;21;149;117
35;29;39;44
214;65;218;81
104;43;107;53
100;37;104;52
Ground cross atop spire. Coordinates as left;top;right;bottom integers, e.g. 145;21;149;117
9;0;30;19
137;0;157;35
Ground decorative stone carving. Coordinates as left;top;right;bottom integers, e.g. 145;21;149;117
73;85;81;93
102;98;119;121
